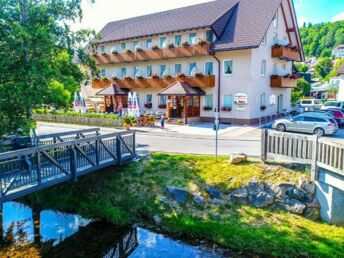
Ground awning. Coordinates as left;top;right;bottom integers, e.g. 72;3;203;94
96;84;131;96
158;81;205;96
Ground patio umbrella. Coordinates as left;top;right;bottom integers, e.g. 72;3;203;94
73;91;81;113
128;92;133;116
79;91;87;114
132;92;140;118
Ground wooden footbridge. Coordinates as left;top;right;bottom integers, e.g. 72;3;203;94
0;128;136;203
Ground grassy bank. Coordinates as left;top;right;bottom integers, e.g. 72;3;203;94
25;153;344;257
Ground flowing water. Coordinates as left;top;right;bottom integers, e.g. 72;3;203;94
0;202;230;257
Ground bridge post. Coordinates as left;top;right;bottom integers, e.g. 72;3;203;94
133;131;136;155
70;146;77;183
116;136;122;165
37;151;42;184
95;139;100;166
261;129;268;162
311;135;319;181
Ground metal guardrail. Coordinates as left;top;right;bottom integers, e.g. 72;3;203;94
261;129;344;180
0;131;136;203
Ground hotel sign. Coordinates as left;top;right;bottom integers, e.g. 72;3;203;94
234;93;248;105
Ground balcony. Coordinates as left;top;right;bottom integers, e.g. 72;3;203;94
270;75;298;88
94;44;211;65
271;45;301;61
92;75;215;89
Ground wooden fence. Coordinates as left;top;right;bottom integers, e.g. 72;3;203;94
0;131;136;203
33;114;123;128
261;129;344;180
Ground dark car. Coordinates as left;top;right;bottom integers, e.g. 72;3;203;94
307;109;344;128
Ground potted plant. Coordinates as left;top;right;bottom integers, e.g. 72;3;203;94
194;71;204;78
111;76;118;80
182;41;190;47
221;106;232;112
203;106;212;111
151;45;159;51
112;50;118;55
177;72;186;78
197;38;207;46
92;52;98;57
122;116;133;130
158;104;167;109
136;75;144;80
101;76;109;81
136;47;143;52
144;103;152;109
101;51;107;56
167;42;175;49
260;105;267;111
124;48;132;54
131;117;138;127
124;75;132;80
151;72;160;79
164;73;172;79
93;76;100;81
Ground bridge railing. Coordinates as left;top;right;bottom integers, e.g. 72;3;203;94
0;131;136;203
261;129;344;180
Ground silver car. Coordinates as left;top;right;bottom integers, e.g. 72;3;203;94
272;115;338;137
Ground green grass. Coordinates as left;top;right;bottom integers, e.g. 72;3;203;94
25;153;344;257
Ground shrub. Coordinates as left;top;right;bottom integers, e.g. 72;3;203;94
167;43;175;49
151;45;159;51
182;41;190;47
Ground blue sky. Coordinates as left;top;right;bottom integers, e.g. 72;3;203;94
294;0;344;26
72;0;344;32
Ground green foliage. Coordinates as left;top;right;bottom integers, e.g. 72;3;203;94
25;153;344;257
0;0;96;138
294;63;309;73
33;109;119;120
314;58;332;79
46;80;71;109
300;21;344;57
328;58;344;78
291;78;311;103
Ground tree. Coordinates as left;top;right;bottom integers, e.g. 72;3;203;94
314;58;332;79
46;80;71;109
294;63;309;73
291;78;311;103
0;0;96;138
327;58;344;78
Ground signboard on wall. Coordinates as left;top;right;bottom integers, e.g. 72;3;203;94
234;93;248;105
236;105;247;111
269;95;277;105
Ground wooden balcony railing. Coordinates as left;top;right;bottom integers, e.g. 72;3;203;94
92;75;215;89
94;44;211;65
270;75;298;88
271;45;301;61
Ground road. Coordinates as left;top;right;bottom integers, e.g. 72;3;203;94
36;122;262;157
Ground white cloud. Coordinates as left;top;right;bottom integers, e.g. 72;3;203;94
332;11;344;22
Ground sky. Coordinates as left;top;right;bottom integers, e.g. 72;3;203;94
72;0;344;32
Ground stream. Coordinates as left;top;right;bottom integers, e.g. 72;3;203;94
0;202;230;257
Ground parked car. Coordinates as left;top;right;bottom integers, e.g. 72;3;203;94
316;109;344;128
321;101;344;111
294;99;323;111
272;115;338;137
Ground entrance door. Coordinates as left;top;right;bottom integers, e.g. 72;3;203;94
171;96;183;118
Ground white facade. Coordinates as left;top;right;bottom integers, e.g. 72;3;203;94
332;45;344;58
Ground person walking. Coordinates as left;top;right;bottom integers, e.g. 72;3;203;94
160;115;165;129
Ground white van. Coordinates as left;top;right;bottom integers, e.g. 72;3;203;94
295;99;322;111
321;101;344;111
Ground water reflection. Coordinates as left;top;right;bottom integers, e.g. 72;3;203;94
0;202;227;258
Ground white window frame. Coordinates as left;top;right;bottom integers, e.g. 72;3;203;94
203;95;213;108
261;60;266;77
204;61;214;75
223;60;233;76
189;62;197;76
146;94;153;104
174;64;182;76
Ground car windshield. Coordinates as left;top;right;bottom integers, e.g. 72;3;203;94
326;102;340;107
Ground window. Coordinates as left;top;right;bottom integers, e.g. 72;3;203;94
261;60;266;76
303;117;316;122
133;67;142;77
146;94;153;104
189;62;197;76
204;62;213;75
175;64;182;75
314;117;327;123
120;43;126;53
133;41;139;50
189;32;197;45
204;95;213;108
260;93;266;107
160;65;168;76
273;33;278;44
273;63;278;75
223;95;233;108
146;39;152;49
293;116;304;122
273;11;278;28
160;37;167;48
120;68;126;78
159;96;167;105
282;64;286;70
100;69;106;77
146;66;152;77
100;45;105;53
206;30;214;43
224;60;233;75
175;35;182;46
262;34;267;45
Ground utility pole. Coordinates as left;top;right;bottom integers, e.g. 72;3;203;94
214;108;220;162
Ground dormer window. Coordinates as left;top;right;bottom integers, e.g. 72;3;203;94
206;30;214;43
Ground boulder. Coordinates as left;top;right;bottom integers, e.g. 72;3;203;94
153;215;162;225
286;188;311;203
248;179;265;196
279;197;306;214
210;198;225;206
304;207;320;221
165;187;191;205
193;195;206;207
276;183;295;199
231;187;248;203
298;177;316;196
158;196;178;207
206;186;223;199
307;198;320;209
248;191;275;208
229;153;247;164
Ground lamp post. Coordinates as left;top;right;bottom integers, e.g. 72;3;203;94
214;108;220;162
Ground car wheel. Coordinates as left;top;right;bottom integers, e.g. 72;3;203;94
276;124;286;132
314;128;325;137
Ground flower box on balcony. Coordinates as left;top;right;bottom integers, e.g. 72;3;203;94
260;105;267;111
111;76;118;80
203;106;213;111
136;75;144;80
167;43;175;49
270;74;298;88
182;41;190;47
124;75;132;80
221;107;232;112
177;72;186;78
125;49;132;54
101;52;107;56
144;103;152;109
194;71;204;78
164;73;172;79
271;45;301;61
197;38;207;46
158;104;167;109
101;76;109;81
136;47;143;52
112;50;118;55
151;45;159;51
151;72;160;79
